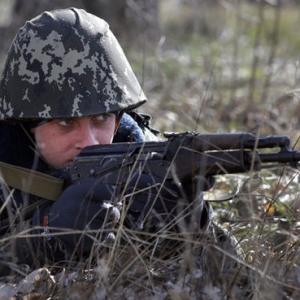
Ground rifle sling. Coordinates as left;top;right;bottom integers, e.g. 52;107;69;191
0;161;63;201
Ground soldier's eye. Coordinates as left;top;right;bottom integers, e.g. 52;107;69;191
92;113;113;123
58;119;73;126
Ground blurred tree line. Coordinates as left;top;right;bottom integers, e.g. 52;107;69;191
0;0;298;63
0;0;160;64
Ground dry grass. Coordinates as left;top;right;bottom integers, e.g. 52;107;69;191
126;1;300;298
1;1;300;299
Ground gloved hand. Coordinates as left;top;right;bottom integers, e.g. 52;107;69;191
33;182;120;258
123;173;213;232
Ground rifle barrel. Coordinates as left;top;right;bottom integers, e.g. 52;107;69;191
260;151;300;164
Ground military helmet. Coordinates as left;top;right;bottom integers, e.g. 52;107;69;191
0;8;147;121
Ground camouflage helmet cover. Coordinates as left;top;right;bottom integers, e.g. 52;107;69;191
0;7;147;120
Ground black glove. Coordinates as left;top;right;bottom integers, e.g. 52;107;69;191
123;173;213;233
121;173;213;259
33;182;120;259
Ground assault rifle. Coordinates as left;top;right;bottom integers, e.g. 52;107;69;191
2;132;298;227
67;132;300;187
1;131;299;205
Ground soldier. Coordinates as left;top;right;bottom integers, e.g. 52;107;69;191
0;8;212;275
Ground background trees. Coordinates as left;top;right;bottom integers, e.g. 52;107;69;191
0;0;160;61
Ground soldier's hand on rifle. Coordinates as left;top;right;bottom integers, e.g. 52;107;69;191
122;173;213;232
33;183;120;256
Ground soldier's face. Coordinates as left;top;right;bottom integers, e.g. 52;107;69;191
31;113;119;169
